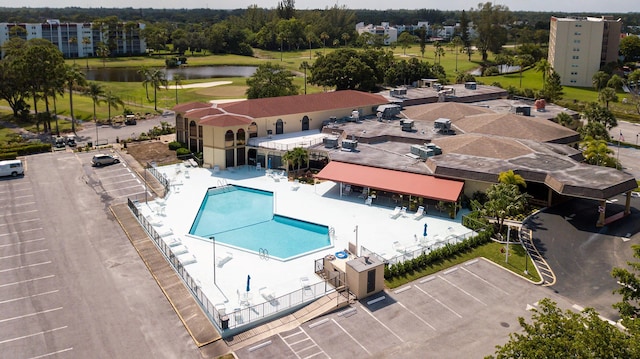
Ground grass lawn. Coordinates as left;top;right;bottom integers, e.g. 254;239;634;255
385;241;541;289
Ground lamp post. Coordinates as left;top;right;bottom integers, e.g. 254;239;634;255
354;225;359;257
505;226;511;264
210;236;216;285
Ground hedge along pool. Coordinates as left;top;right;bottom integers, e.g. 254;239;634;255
189;185;331;260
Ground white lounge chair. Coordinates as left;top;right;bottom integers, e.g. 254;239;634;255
259;287;278;305
165;236;182;247
400;207;407;217
216;252;233;268
364;196;373;206
413;206;425;219
291;179;300;191
300;277;314;297
256;163;262;171
171;244;188;255
393;241;406;253
389;206;402;218
343;184;352;195
155;226;173;237
177;253;196;265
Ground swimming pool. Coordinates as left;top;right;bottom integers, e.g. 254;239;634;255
189;185;331;260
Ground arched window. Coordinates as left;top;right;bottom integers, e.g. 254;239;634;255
236;129;246;146
301;116;310;131
248;122;258;138
225;130;234;148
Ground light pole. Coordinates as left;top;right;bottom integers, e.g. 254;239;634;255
210;236;216;285
95;117;99;148
505;226;511;263
354;225;359;257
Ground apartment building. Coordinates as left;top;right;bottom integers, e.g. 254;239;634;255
0;19;146;58
355;22;398;45
548;16;622;87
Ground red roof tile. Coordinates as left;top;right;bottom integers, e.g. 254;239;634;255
199;114;252;127
186;107;224;118
316;161;464;202
218;90;387;118
172;102;211;112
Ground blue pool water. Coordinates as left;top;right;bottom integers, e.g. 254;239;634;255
189;186;331;260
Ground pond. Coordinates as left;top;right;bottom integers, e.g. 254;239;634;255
82;65;257;82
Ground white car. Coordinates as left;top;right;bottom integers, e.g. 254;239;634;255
92;154;120;166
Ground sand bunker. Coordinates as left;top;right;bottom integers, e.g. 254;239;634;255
162;81;232;90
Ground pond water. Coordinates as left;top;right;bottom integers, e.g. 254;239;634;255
83;65;257;82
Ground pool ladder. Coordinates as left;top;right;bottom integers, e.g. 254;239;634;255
216;179;231;190
259;248;269;260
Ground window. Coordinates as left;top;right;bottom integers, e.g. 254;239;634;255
571;72;578;75
574;32;581;35
570;80;577;83
574;39;581;44
572;55;580;59
573;48;580;52
224;130;234;147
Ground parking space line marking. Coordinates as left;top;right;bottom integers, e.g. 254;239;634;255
0;219;40;227
0;326;68;345
0;260;51;273
0;209;38;217
11;194;34;199
0;306;63;323
396;301;436;330
413;285;462;318
0;238;45;247
0;289;59;305
114;191;146;199
461;267;509;295
100;173;137;180
419;276;436;284
0;188;30;194
108;184;147;191
359;304;405;342
393;286;411;294
438;275;487;306
0;274;55;288
0;228;43;237
28;347;73;359
331;318;372;355
0;249;48;260
0;201;36;209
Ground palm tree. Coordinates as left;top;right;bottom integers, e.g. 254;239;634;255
498;169;527;188
299;61;310;95
451;36;463;72
482;183;531;233
534;59;551;89
172;74;184;104
81;36;91;69
137;66;151;101
104;90;124;123
63;64;87;133
282;147;309;175
68;36;77;62
598;87;618;109
149;69;168;111
433;42;445;65
341;33;350;47
320;32;329;53
85;82;105;146
580;136;618;168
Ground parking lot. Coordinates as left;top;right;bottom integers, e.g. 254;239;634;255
0;151;199;359
235;259;585;359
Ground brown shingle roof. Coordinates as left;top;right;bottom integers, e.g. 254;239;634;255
432;134;533;159
218;90;387;118
453;113;579;143
402;102;495;121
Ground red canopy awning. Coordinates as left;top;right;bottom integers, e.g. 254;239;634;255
316;161;464;202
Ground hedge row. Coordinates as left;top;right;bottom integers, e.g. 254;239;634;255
0;143;52;158
384;227;494;280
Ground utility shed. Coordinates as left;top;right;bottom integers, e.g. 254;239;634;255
346;255;385;299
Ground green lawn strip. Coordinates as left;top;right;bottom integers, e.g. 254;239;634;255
385;241;540;289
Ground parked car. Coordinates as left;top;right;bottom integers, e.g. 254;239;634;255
54;136;66;149
66;135;77;147
124;115;137;125
92;154;120;166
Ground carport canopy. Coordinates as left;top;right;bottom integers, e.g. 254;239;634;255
316;161;464;202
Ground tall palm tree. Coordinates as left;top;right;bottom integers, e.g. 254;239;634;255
149;69;168;111
299;61;310;95
282;147;309;175
85;82;105;146
137;66;151;101
173;73;184;104
63;64;87;133
534;59;551;89
320;32;329;53
68;36;77;62
104;90;124;123
81;36;91;69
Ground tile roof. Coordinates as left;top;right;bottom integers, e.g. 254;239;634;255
199;114;252;127
218;90;388;118
185;107;224;118
172;101;212;112
432;134;534;159
402;102;495;121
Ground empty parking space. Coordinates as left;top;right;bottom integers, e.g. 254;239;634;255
0;179;74;358
77;152;149;201
237;258;581;358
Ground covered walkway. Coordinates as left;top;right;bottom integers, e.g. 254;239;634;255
315;161;464;207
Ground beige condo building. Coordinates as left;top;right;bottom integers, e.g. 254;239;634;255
548;16;622;87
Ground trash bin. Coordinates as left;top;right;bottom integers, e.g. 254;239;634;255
87;141;93;147
220;315;229;330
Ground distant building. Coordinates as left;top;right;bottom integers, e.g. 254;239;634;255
355;22;398;45
548;16;622;87
0;19;146;59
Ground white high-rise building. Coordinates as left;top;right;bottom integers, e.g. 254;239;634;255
548;16;622;87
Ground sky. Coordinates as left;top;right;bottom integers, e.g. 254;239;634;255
11;0;633;13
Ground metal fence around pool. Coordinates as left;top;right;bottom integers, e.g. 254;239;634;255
127;198;330;335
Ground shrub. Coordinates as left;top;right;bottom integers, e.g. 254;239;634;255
168;141;183;151
176;148;191;156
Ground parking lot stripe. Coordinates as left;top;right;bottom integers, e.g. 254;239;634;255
0;238;45;248
101;173;137;180
0;261;51;273
359;304;405;342
0;274;55;288
0;188;30;194
11;194;34;199
461;266;510;295
438;275;487;306
28;347;73;359
0;228;42;237
0;218;40;227
0;306;63;323
0;326;67;345
0;290;58;305
0;249;48;260
331;318;372;355
396;301;436;330
0;201;36;209
0;209;38;217
413;285;462;318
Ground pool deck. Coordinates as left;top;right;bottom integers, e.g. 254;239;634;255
137;164;473;327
